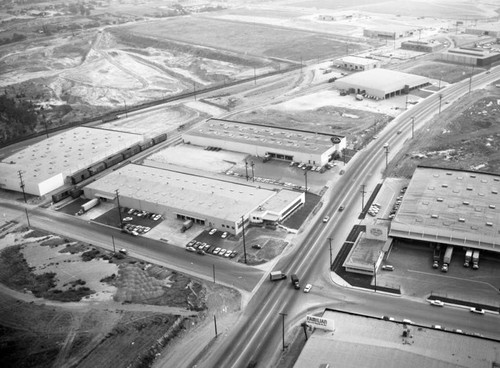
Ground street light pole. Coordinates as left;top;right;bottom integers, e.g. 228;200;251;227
241;216;247;264
384;146;389;169
18;170;27;204
439;94;443;114
374;262;377;292
360;184;366;212
251;161;255;182
327;237;333;269
115;189;123;225
304;169;308;193
411;117;415;139
469;64;475;94
245;161;249;181
279;312;287;351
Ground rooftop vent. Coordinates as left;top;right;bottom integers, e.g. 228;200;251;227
431;214;439;219
486;222;493;226
437;198;444;202
466;186;473;191
489;204;496;209
463;201;470;205
458;218;465;223
441;184;448;188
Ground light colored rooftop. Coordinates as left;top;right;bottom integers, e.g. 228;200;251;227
335;69;429;94
85;164;276;221
340;56;379;65
258;189;303;214
343;234;385;271
390;166;500;251
183;119;344;155
447;48;499;58
0;127;143;183
294;309;500;368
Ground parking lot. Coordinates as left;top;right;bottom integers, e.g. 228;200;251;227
379;240;500;305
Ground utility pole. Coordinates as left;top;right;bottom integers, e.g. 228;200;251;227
411;117;415;139
213;264;216;283
251;161;255;182
360;184;366;212
439;94;443;114
214;315;218;337
43;120;49;138
24;208;31;227
245;160;249;181
279;312;287;351
384;146;389;169
327;237;333;269
405;95;408;110
111;235;116;254
304;169;308;193
469;64;475;94
374;262;377;292
18;170;27;204
241;216;247;264
115;189;123;225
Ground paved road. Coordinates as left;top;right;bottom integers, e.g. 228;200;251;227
198;66;500;368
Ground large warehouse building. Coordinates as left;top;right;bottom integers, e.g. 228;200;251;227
182;119;346;167
0;127;144;196
83;164;305;235
335;69;430;100
338;56;380;71
438;47;500;66
390;166;500;253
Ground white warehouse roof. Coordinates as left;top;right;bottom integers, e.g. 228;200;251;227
0;127;143;196
84;164;286;222
390;166;500;252
339;56;379;66
335;69;429;96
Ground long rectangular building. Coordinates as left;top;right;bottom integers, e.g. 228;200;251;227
83;164;305;235
182;118;346;167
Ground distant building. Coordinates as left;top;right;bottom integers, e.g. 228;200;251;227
364;26;416;39
465;24;500;37
338;56;380;71
438;47;500;66
335;68;430;100
401;40;444;53
182;118;346;167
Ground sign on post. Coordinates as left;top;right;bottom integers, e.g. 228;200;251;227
306;315;335;331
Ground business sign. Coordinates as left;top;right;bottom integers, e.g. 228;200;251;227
365;224;388;240
306;315;335;331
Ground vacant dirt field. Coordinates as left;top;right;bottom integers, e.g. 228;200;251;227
386;87;500;178
0;226;241;368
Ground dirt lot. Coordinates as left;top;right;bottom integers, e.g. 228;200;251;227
0;226;240;368
386;86;500;178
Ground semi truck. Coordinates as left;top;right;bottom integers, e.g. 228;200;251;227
441;245;454;272
472;250;480;270
269;271;287;281
291;274;300;289
180;219;194;232
464;249;473;267
433;245;441;269
76;198;99;216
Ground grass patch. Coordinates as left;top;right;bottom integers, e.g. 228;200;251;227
23;229;49;239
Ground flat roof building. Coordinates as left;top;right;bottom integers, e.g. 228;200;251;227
438;47;500;66
0;127;143;196
83;164;305;235
182;118;346;167
338;56;380;71
390;166;500;253
295;309;499;368
401;40;444;53
466;24;500;38
335;68;430;100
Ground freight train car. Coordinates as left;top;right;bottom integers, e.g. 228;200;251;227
153;133;167;144
70;168;93;185
140;138;155;151
88;161;107;175
121;144;141;159
104;153;124;168
52;188;72;203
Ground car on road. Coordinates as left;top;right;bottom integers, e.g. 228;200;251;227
432;325;443;330
382;316;395;321
402;319;414;325
429;300;445;307
470;307;485;315
303;284;312;293
381;265;394;271
323;216;330;223
209;228;217;235
338;206;345;212
221;232;228;239
252;244;262;249
197;249;206;255
186;247;196;253
119;248;128;254
213;247;221;255
453;329;463;334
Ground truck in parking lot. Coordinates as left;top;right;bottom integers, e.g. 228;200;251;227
181;219;193;232
441;245;454;272
269;271;287;281
76;198;99;215
464;249;473;267
291;274;300;289
472;250;480;270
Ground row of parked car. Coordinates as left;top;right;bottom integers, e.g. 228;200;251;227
122;223;151;236
124;207;162;221
367;202;381;217
185;240;238;259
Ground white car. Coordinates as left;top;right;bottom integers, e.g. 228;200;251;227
213;247;221;255
381;265;394;271
303;284;312;293
119;248;128;254
224;251;232;258
221;232;228;239
209;228;217;235
323;216;330;223
429;300;445;307
470;307;485;315
402;319;414;325
219;249;227;256
186;247;196;253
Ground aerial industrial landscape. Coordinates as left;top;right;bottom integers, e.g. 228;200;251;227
1;0;500;367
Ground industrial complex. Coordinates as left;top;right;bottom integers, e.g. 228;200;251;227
438;47;500;66
0;127;144;196
390;166;500;253
338;56;380;71
182;118;346;167
334;68;430;100
83;164;305;235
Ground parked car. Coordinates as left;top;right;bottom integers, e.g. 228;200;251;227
229;252;237;258
382;265;394;271
186;240;196;247
221;232;228;239
219;249;227;256
197;249;206;255
213;247;221;255
402;319;414;325
303;284;312;293
209;228;217;235
470;307;485;315
429;300;445;307
252;244;262;249
123;217;133;222
382;316;395;321
432;325;443;330
186;247;196;252
224;251;232;258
